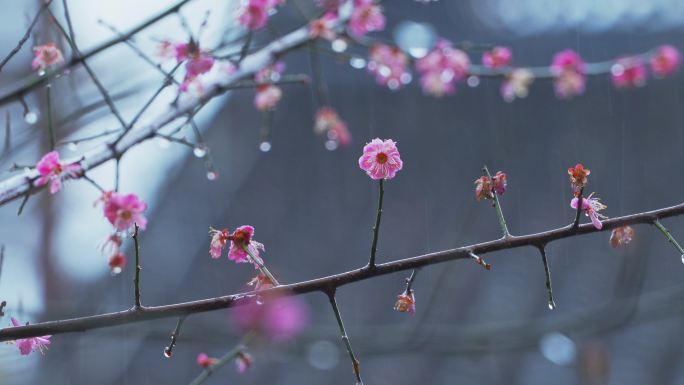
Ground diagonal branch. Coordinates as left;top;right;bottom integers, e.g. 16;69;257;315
2;200;684;342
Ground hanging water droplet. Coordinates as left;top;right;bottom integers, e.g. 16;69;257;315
259;141;272;152
110;267;123;275
325;140;338;151
38;69;46;77
206;170;218;181
67;142;78;151
547;300;556;310
680;254;684;264
163;347;173;358
331;38;348;53
467;75;480;88
24;111;38;124
349;57;367;69
193;145;207;158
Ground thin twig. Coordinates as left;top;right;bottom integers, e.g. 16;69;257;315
653;219;684;257
163;316;187;358
327;290;363;385
132;223;142;308
467;250;491;270
188;333;254;385
483;165;510;238
0;0;53;72
46;85;55;151
243;245;280;286
368;179;384;269
537;245;556;310
572;186;584;229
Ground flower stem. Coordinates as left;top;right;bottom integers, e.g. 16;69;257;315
405;269;419;292
243;245;280;286
467;251;492;270
132;223;142;308
368;179;384;269
654;219;684;257
537;245;556;310
483;166;510;238
327;290;363;385
163;315;186;358
572;187;584;229
46;84;55;151
188;333;254;385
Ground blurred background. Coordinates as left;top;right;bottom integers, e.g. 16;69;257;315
0;0;683;384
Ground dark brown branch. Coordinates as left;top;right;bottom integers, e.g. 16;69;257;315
2;200;684;342
132;224;142;308
0;1;54;72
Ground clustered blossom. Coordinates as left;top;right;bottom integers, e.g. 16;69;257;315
501;68;534;102
34;151;81;194
367;44;411;90
611;57;647;89
100;191;148;232
349;0;386;37
482;46;512;69
551;49;586;99
415;39;470;97
474;171;507;201
238;0;285;31
571;193;607;230
358;138;403;180
196;353;218;368
650;45;681;78
235;351;254;373
309;12;338;41
173;40;215;92
314;107;351;148
393;289;416;315
568;163;590;195
10;318;51;356
610;226;635;248
254;62;285;111
32;43;64;73
209;225;264;265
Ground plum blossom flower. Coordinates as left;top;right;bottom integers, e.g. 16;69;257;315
482;46;512;69
32;43;64;73
209;228;230;259
568;163;590;194
238;0;284;30
393;289;416;315
209;225;265;265
358;138;403;180
197;353;218;368
367;44;411;90
611;57;647;89
248;272;275;292
102;192;148;232
173;41;215;91
474;171;507;201
235;351;253;373
231;296;309;342
571;193;607;230
254;84;282;111
415;39;470;97
34;151;81;194
551;49;586;99
10;318;51;356
108;253;127;274
650;45;681;78
610;226;635;248
349;0;385;36
501;68;534;102
314;107;351;147
309;12;338;41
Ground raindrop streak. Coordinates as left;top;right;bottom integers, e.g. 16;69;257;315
24;111;38;124
163;347;172;358
259;141;272;152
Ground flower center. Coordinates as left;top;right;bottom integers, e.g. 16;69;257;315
232;230;249;245
119;210;132;221
376;152;388;164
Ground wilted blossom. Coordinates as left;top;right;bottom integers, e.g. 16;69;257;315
32;43;64;72
650;45;681;78
10;318;51;356
101;192;148;232
108;253;127;274
254;84;283;111
349;0;385;36
34;151;81;194
474;171;507;201
99;234;123;256
393;289;416;315
415;39;470;97
238;0;284;30
571;193;607;230
568;163;590;195
314;107;351;147
611;57;647;89
196;353;218;368
367;44;411;90
309;12;338;41
551;49;586;99
231;295;309;342
209;225;265;265
501;68;534;102
209;228;229;259
358;138;403;180
248;272;275;292
610;226;635;248
235;351;254;373
482;46;512;69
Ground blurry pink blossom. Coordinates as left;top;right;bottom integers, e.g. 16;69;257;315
551;49;586;99
571;193;607;230
611;57;647;89
501;68;533;102
650;45;681;78
314;107;351;147
102;192;148;232
416;39;470;97
358;138;403;180
309;12;338;41
156;40;176;59
34;151;81;194
367;44;411;90
232;295;309;342
248;272;275;292
238;0;284;30
254;84;283;111
108;253;127;274
255;62;285;83
32;43;64;72
10;318;51;356
482;46;512;69
349;0;385;36
197;353;218;368
235;351;254;373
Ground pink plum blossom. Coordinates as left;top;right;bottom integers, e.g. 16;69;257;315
358;138;403;180
209;228;229;259
568;163;590;195
367;44;411;90
309;12;338;41
197;353;218;368
10;318;51;356
571;193;607;230
235;351;253;373
209;225;265;265
394;289;416;315
238;0;285;30
231;295;309;342
102;192;148;232
173;41;215;91
314;107;351;147
349;0;385;36
482;46;512;69
551;49;586;99
254;84;283;111
108;253;127;274
32;43;64;72
611;57;647;89
415;39;470;97
501;68;533;102
650;45;681;78
474;171;506;200
34;151;81;194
